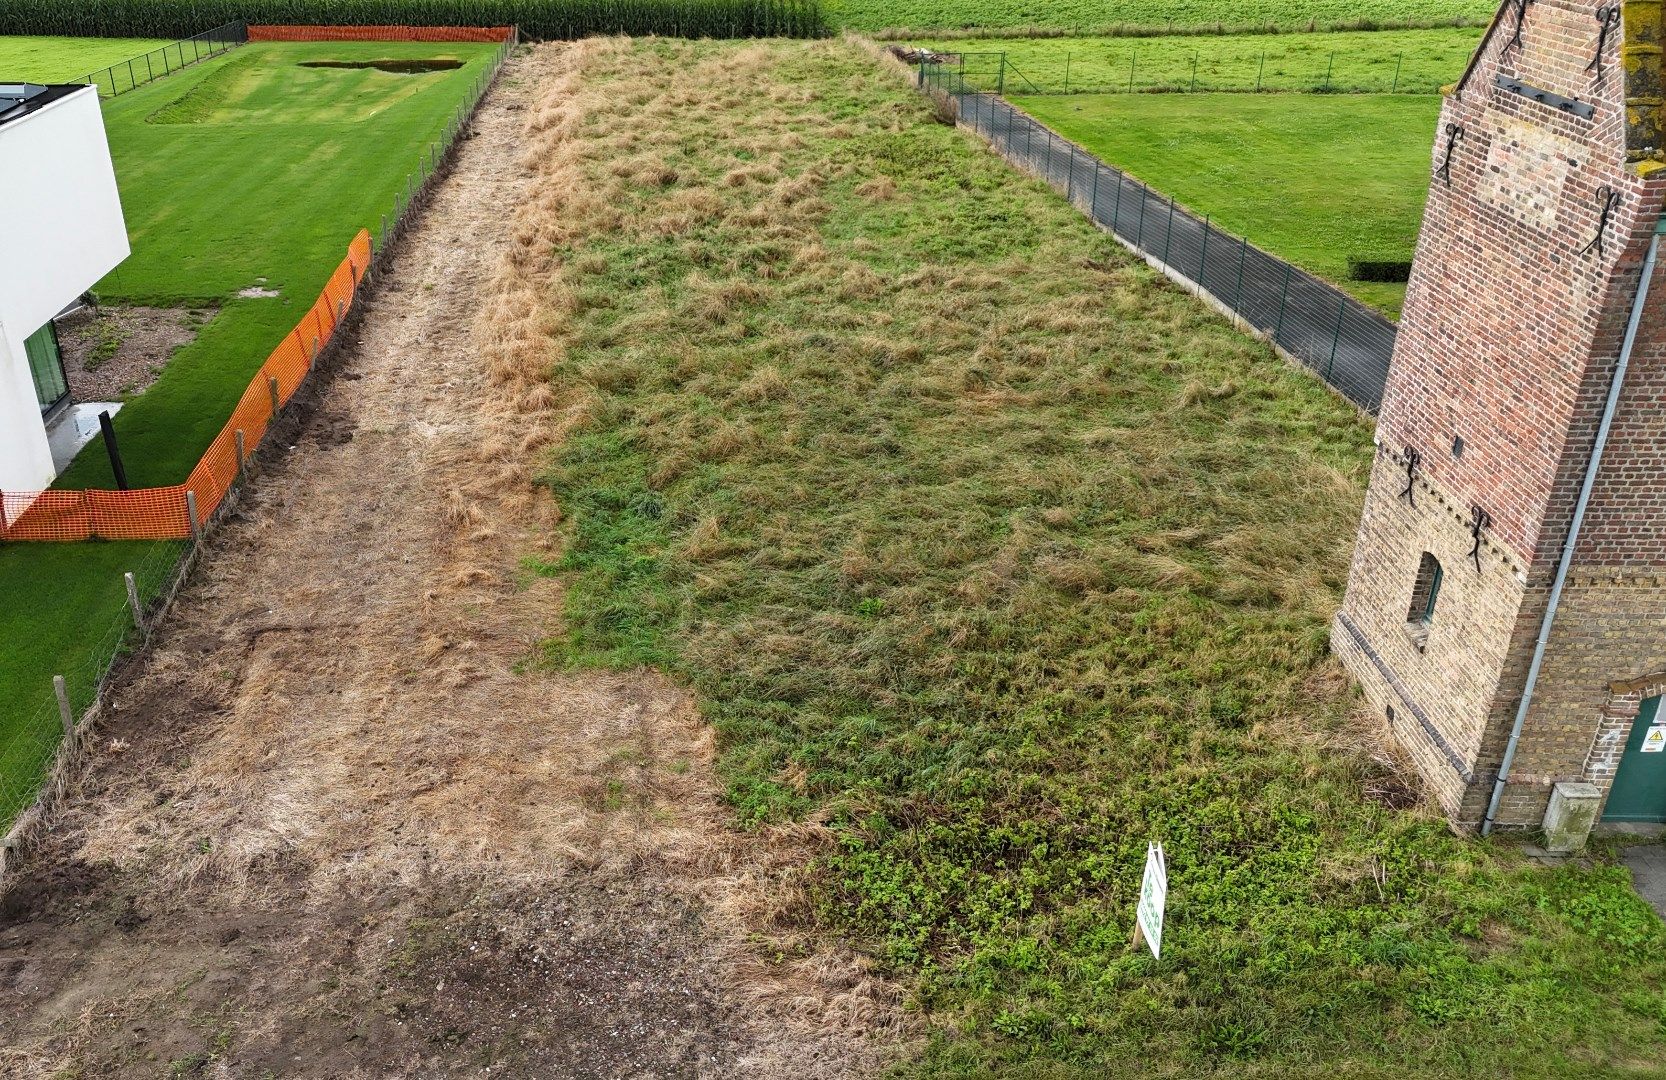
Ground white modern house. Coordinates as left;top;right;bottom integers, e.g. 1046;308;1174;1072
0;83;129;494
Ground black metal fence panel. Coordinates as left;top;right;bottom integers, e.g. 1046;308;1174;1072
83;22;248;99
925;75;1394;414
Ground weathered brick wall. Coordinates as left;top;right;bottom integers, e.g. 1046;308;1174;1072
1334;448;1527;818
1573;289;1666;566
1489;577;1666;823
1382;0;1665;571
1338;0;1666;830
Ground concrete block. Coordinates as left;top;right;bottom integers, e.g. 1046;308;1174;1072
1543;782;1603;854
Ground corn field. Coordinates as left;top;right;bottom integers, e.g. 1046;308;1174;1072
0;0;827;39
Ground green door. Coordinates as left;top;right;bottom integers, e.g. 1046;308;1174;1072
1604;696;1666;823
23;323;68;414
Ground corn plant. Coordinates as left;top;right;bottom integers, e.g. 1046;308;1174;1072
0;0;828;40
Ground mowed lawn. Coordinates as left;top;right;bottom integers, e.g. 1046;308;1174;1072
916;27;1484;93
830;0;1492;33
1016;92;1442;316
0;38;497;826
0;34;171;80
535;37;1666;1076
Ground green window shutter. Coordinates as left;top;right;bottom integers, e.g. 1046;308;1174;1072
23;323;68;413
1422;560;1443;625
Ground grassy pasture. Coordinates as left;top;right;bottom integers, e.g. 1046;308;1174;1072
0;34;171;80
0;38;496;825
917;26;1484;94
531;36;1666;1076
831;0;1491;34
1014;92;1440;317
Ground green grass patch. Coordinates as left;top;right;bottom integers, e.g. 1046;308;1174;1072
1013;92;1441;317
0;34;172;80
527;37;1666;1075
832;0;1490;34
916;26;1484;94
0;39;496;825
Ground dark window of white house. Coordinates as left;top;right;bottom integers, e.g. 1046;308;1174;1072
24;322;68;414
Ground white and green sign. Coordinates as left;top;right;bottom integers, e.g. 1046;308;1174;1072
1136;841;1167;959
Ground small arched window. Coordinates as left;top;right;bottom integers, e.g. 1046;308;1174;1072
1405;552;1444;649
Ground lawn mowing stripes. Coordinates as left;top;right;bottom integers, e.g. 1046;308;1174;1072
943;86;1392;412
0;0;828;40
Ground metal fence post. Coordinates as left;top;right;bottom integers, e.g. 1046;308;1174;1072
1162;195;1176;267
997;52;1006;96
1257;50;1265;91
1128;51;1136;93
1274;262;1293;339
1325;293;1347;381
186;490;201;544
1064;53;1071;93
1190;52;1199;92
1198;216;1210;294
1112;169;1123;233
1136;182;1148;247
1233;234;1249;314
1090;161;1101;220
53;676;73;740
1392;54;1403;93
1323;51;1334;92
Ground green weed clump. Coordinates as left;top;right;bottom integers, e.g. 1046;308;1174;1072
0;0;828;40
525;36;1666;1078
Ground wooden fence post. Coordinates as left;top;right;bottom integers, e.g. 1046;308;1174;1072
53;676;73;740
124;571;143;631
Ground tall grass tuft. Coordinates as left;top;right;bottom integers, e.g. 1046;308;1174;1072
0;0;829;40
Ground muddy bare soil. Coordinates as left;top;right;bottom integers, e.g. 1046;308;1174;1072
0;45;896;1079
57;305;205;402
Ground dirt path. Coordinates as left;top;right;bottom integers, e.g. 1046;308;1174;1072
0;45;895;1079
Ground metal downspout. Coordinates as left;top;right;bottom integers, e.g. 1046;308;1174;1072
1481;219;1664;835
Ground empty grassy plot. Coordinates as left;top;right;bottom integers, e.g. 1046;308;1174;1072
916;26;1484;94
522;36;1666;1077
1016;92;1439;316
832;0;1490;35
0;34;172;81
0;38;495;829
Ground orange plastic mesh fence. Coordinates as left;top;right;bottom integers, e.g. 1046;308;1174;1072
0;230;371;543
247;25;513;43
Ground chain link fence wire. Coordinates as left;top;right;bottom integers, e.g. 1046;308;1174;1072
910;47;1455;96
82;21;248;99
919;64;1393;414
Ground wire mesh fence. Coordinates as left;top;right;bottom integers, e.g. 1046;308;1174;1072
82;22;248;98
919;71;1393;413
0;28;520;845
912;47;1454;96
0;537;189;830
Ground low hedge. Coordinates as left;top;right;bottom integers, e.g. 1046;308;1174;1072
1347;256;1413;282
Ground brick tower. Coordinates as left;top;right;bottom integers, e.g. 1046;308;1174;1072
1334;0;1666;837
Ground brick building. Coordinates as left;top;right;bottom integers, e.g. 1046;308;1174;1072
1334;0;1666;839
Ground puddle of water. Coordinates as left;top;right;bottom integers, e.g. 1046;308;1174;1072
298;59;464;74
